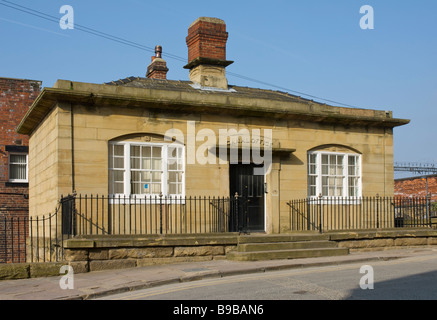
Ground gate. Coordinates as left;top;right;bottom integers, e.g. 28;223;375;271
61;195;76;236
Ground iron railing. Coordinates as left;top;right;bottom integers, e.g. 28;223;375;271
1;194;249;263
63;194;241;237
1;210;64;264
286;196;437;232
0;215;29;263
2;195;436;263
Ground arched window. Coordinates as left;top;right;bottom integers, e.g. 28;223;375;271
308;146;361;198
108;141;185;198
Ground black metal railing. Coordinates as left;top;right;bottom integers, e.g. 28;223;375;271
286;196;437;233
61;194;243;237
0;194;250;264
1;210;65;264
0;215;29;263
2;194;436;264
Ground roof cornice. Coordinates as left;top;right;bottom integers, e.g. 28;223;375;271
17;80;410;135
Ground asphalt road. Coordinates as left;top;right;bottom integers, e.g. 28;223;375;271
99;252;437;301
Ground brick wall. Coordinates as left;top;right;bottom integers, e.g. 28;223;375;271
0;77;41;262
186;17;228;63
395;175;437;201
146;57;169;80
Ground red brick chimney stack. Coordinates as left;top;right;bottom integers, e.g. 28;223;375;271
186;17;228;63
146;45;169;80
184;17;233;89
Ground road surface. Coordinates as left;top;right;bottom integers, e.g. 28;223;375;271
99;250;437;300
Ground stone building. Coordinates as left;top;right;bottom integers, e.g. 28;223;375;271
17;17;409;235
0;77;41;262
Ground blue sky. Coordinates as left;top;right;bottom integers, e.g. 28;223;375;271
1;0;436;177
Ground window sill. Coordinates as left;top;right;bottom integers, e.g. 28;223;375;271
5;182;29;188
108;195;186;205
307;197;363;205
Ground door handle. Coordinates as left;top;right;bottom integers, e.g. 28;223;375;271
264;182;268;194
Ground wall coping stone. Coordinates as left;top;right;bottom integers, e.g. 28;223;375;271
327;228;437;241
64;234;239;249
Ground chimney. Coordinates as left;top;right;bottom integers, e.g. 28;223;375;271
184;17;233;90
146;45;169;79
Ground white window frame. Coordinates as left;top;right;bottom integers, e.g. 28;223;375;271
108;141;185;203
8;152;28;183
308;151;362;200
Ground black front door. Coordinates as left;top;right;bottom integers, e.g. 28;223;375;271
229;164;265;232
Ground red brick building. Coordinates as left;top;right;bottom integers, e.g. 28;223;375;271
0;77;41;262
395;174;437;201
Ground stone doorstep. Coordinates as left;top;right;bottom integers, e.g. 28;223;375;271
237;240;338;252
237;233;329;244
228;232;349;261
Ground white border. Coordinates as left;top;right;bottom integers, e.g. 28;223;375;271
307;150;362;200
108;141;185;203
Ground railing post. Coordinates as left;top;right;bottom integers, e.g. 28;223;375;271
3;216;7;263
159;192;163;235
55;207;58;262
30;216;33;263
72;192;77;237
10;217;14;263
427;193;431;228
107;195;112;235
318;194;322;233
376;194;380;229
241;193;250;235
36;216;39;262
234;192;239;233
42;214;46;262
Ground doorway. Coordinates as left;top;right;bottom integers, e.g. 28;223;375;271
229;164;265;232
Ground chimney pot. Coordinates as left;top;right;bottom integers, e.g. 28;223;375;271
146;45;169;80
155;45;162;58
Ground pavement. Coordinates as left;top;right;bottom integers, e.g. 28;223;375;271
0;247;436;300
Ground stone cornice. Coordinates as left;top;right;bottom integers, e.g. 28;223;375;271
17;80;410;135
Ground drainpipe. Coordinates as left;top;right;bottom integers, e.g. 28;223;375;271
70;102;76;194
383;127;387;197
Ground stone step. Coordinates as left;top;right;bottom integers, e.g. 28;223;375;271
227;247;350;261
237;240;337;252
237;233;329;244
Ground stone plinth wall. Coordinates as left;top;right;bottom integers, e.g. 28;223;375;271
328;229;437;251
0;262;65;280
3;229;437;280
63;234;238;274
